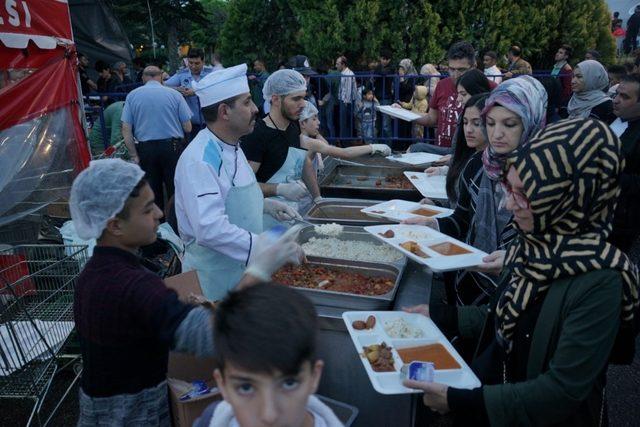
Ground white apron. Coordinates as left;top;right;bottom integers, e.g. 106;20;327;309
263;146;312;229
182;149;264;301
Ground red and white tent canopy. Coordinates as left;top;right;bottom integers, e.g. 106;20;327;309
0;0;89;226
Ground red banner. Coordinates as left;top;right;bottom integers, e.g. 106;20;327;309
0;0;89;168
0;0;73;40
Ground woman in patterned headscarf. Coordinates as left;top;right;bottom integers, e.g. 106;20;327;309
567;60;615;123
405;76;547;306
405;118;640;426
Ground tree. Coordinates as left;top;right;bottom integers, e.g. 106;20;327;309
291;0;445;69
111;0;208;71
112;0;616;72
218;0;301;69
189;0;228;55
553;0;615;66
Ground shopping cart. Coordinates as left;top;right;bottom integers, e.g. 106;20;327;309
0;244;87;426
94;139;129;160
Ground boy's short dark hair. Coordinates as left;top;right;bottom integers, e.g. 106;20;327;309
508;45;522;57
608;64;627;77
94;60;110;73
620;73;640;101
116;177;148;220
484;51;497;60
560;44;573;58
448;41;476;64
188;48;205;60
587;49;601;60
624;62;636;74
380;49;392;61
213;283;318;375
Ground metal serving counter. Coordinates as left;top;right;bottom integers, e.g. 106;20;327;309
314;261;433;427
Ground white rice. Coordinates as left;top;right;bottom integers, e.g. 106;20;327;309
301;237;402;263
313;223;344;237
400;230;431;240
383;318;424;339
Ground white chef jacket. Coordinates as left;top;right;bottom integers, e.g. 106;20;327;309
174;127;259;262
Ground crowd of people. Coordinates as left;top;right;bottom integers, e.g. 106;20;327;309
67;30;640;426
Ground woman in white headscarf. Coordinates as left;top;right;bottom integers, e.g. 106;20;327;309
567;60;615;123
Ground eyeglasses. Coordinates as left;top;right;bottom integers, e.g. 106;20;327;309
500;181;530;210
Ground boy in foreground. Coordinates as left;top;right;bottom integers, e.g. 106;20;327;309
195;284;343;427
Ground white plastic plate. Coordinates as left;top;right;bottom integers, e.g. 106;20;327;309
364;224;487;272
403;172;447;200
386;152;443;166
361;199;453;222
342;311;481;394
376;105;422;122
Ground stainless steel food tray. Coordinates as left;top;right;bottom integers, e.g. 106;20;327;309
303;198;393;226
319;164;422;201
277;257;402;311
296;225;407;272
324;156;427;169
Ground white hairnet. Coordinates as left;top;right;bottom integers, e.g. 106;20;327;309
299;101;319;121
262;69;307;100
69;159;146;240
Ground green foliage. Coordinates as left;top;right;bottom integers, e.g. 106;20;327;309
290;0;446;69
218;0;301;69
112;0;616;71
189;0;229;51
111;0;210;70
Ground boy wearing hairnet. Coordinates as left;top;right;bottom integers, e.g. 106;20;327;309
70;159;302;425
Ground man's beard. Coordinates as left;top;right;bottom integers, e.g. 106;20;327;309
281;103;299;122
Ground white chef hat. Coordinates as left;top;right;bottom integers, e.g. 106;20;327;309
299;101;319;121
194;63;250;107
69;159;146;240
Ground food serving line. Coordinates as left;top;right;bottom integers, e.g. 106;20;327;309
276;156;459;426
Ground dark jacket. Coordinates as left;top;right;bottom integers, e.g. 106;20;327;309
610;118;640;251
374;63;395;100
627;12;640;37
457;269;622;426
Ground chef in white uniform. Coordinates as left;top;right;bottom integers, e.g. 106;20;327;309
174;64;303;300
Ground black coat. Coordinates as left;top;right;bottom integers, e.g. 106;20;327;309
627;12;640;37
610;118;640;251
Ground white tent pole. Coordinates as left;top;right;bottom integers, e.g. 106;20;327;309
146;0;156;58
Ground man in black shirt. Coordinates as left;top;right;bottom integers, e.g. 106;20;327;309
375;50;395;143
78;53;97;96
242;69;321;225
95;60;118;105
625;6;640;54
609;73;640;252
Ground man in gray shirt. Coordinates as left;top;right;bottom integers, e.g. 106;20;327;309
121;66;192;212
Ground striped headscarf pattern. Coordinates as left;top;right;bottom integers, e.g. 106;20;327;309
481;76;548;180
495;118;639;353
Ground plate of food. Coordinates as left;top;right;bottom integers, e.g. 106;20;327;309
361;199;453;222
364;224;487;272
342;311;481;394
386;152;443;166
376;105;422;122
403;172;447;200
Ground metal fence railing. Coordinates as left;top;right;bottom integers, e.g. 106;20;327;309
84;71;560;154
